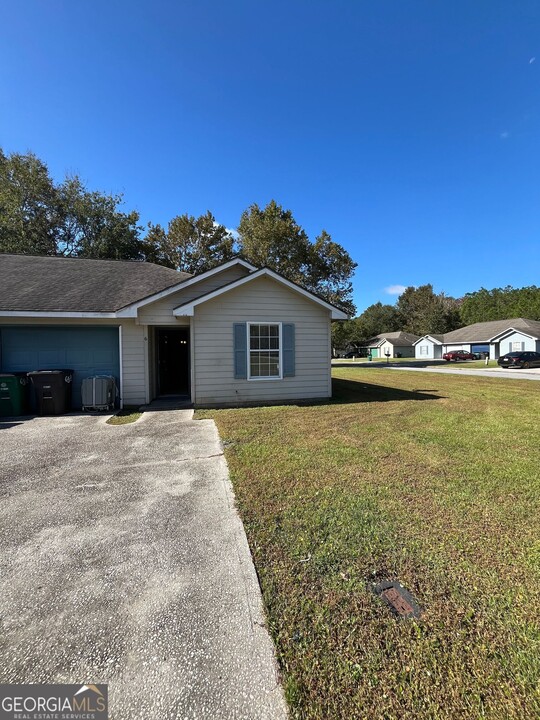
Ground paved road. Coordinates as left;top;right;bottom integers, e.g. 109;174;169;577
384;365;540;381
0;410;287;719
333;360;540;381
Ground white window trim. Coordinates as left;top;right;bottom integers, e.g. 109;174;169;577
247;322;283;381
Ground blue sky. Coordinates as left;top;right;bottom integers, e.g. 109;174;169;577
1;1;539;314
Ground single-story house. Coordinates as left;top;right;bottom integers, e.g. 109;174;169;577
354;331;420;358
414;318;540;360
0;254;347;408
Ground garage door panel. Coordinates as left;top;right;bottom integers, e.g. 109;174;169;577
0;327;119;409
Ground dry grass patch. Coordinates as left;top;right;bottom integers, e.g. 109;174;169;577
198;369;540;719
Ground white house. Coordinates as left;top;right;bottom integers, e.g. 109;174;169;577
0;254;348;408
355;331;420;358
414;318;540;360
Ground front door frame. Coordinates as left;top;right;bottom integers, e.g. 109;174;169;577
155;325;191;397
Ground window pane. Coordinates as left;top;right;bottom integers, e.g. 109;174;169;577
249;326;280;377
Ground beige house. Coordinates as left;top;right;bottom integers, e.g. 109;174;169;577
355;331;420;358
0;255;347;408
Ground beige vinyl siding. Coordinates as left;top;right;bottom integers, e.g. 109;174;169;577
0;316;148;406
121;321;147;405
138;265;250;325
192;276;332;406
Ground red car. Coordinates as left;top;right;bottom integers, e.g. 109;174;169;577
443;350;474;362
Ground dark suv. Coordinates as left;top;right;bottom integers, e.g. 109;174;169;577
497;351;540;369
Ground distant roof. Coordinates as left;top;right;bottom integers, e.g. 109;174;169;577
443;318;540;343
0;254;191;312
358;331;420;347
412;333;444;345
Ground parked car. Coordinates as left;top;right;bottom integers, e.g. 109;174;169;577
443;350;475;362
497;351;540;369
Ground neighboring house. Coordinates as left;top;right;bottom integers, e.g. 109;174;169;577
355;331;420;358
414;334;445;359
414;318;540;360
0;254;347;408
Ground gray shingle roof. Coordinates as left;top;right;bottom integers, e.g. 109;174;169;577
0;254;191;312
358;331;420;347
443;318;540;342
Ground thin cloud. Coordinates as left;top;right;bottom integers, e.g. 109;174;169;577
213;221;239;238
385;284;407;296
530;57;536;64
500;131;510;140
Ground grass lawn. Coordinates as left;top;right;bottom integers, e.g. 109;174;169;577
439;360;498;370
106;408;143;425
198;368;540;719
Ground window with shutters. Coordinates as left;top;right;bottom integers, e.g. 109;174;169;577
248;323;282;379
512;341;523;351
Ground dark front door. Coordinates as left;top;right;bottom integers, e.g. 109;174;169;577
157;328;190;395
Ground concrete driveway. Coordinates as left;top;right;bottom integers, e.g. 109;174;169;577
0;410;287;719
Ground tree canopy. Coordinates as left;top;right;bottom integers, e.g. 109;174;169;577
0;150;357;315
0;149;144;260
395;284;461;336
460;286;540;324
145;212;236;274
237;201;357;315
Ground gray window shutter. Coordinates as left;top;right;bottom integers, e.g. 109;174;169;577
509;341;512;353
522;342;525;351
234;323;247;379
282;323;295;377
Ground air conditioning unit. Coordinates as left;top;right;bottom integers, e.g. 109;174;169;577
82;376;117;411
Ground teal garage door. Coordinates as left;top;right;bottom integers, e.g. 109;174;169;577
0;326;119;409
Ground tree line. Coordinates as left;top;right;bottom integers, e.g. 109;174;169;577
0;149;357;315
3;149;538;336
334;282;540;351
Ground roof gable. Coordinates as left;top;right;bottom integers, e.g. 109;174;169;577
413;334;444;345
116;258;255;316
172;267;348;319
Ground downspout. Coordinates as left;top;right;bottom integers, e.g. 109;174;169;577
118;324;124;409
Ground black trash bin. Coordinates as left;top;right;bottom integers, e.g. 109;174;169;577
28;369;74;415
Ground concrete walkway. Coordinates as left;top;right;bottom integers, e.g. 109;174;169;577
0;410;287;719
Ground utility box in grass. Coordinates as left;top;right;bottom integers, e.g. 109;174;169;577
82;375;116;411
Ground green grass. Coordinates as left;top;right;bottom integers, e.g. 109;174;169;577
439;360;497;369
106;408;143;425
198;369;540;719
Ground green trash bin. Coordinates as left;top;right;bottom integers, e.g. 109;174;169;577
0;373;30;417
